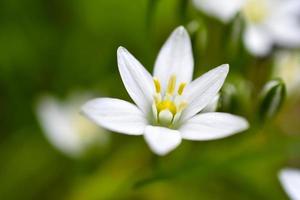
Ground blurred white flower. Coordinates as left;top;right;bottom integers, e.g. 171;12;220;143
82;26;249;156
242;0;300;56
36;93;108;158
193;0;245;23
273;51;300;94
193;0;300;56
279;168;300;200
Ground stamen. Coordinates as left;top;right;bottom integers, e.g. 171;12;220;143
152;76;188;128
153;77;161;93
156;100;177;115
152;103;158;122
178;101;187;112
178;83;186;95
153;93;161;104
167;75;176;95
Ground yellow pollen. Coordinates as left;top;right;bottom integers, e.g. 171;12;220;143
152;76;189;126
167;75;176;95
177;83;186;95
156;100;177;115
153;77;161;93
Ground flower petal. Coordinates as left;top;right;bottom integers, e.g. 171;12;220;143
270;0;300;17
279;168;300;200
144;126;182;156
201;94;220;113
81;98;147;135
267;16;300;48
117;47;154;114
153;26;194;92
181;64;229;121
193;0;245;23
180;112;249;141
243;25;273;56
36;96;85;157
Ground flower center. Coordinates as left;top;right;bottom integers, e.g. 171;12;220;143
151;75;187;128
242;0;268;24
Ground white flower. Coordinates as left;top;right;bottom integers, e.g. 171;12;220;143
82;26;249;156
36;93;108;158
273;50;300;94
193;0;245;23
193;0;300;56
279;168;300;200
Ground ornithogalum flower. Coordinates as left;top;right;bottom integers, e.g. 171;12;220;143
193;0;300;56
82;26;249;156
279;168;300;200
36;93;108;157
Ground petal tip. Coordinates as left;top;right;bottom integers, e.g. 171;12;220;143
150;147;170;156
144;126;182;156
117;47;129;67
221;64;230;72
117;46;127;56
176;25;185;31
216;64;229;77
279;168;299;177
278;168;300;200
232;115;249;132
240;118;250;131
173;26;189;37
80;100;93;118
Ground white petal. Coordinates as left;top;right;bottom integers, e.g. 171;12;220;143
265;0;300;47
180;112;249;141
267;16;300;47
193;0;245;23
117;47;154;114
144;126;182;156
81;98;147;135
243;25;273;56
271;0;300;17
201;94;220;113
181;64;229;121
279;168;300;200
36;96;85;157
153;26;194;91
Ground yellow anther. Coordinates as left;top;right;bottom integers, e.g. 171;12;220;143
153;77;161;93
177;83;186;95
152;76;188;127
156;100;177;115
167;75;176;95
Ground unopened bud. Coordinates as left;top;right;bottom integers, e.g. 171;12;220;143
258;78;286;121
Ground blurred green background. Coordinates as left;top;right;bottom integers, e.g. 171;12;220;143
1;0;300;199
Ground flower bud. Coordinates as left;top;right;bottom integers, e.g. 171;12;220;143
258;78;286;121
